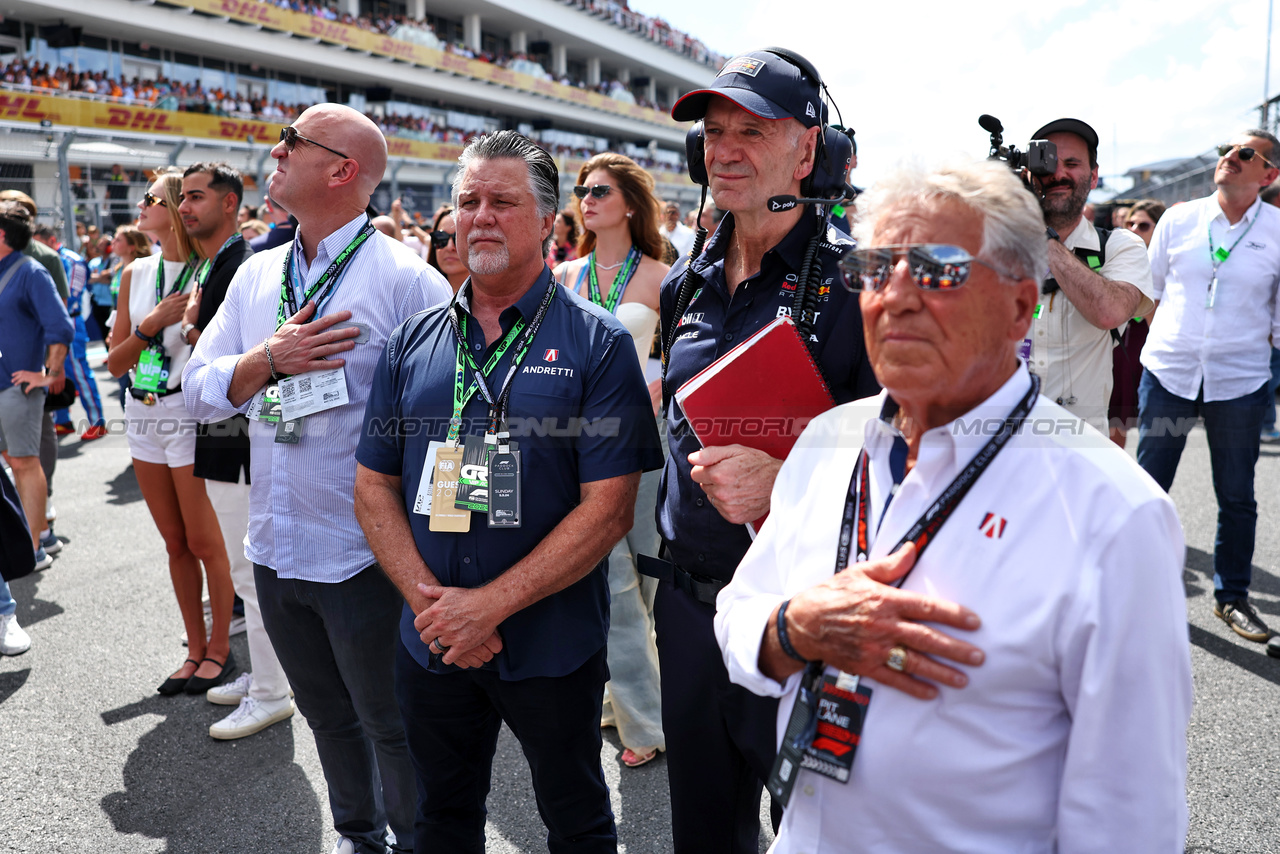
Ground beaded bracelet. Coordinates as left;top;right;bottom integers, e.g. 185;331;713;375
776;599;809;664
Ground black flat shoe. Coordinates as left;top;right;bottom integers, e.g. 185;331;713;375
158;658;201;695
184;651;236;695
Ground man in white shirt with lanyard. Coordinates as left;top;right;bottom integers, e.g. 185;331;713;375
1025;118;1153;430
1138;128;1280;645
715;159;1192;853
184;104;451;854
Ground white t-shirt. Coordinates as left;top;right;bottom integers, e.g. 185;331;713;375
716;367;1191;854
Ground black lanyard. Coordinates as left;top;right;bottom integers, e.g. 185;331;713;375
793;373;1040;749
445;279;557;443
277;220;375;327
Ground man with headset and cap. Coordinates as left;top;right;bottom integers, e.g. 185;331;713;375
1025;117;1153;431
648;48;981;852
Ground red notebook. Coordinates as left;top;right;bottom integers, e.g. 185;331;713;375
675;316;836;534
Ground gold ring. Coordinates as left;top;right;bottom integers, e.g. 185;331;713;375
886;645;908;673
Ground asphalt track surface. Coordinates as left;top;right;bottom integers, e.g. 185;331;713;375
2;355;1278;853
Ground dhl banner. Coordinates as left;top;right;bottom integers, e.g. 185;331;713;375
173;0;679;130
0;89;466;161
0;90;690;185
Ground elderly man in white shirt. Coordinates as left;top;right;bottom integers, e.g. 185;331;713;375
1138;128;1280;647
184;104;450;854
715;159;1191;854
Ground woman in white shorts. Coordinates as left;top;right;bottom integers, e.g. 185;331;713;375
108;168;235;696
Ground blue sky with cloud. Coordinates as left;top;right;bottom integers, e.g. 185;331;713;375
638;0;1274;193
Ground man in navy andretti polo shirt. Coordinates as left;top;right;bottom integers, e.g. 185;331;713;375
355;131;662;853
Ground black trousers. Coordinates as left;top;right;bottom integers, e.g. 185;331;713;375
653;579;782;854
394;641;617;853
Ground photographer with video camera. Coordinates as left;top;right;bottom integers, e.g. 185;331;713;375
1004;117;1154;429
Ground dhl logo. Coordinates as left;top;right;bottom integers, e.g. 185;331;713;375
0;95;51;121
374;39;417;60
96;108;181;132
305;20;357;43
217;120;274;141
219;0;277;23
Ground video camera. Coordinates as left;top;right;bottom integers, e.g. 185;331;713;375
979;115;1057;177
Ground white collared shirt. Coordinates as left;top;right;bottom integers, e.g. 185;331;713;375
715;366;1191;854
1030;218;1153;426
1141;193;1280;401
183;214;451;582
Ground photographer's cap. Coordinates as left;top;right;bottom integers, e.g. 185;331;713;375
1032;118;1099;162
672;49;825;129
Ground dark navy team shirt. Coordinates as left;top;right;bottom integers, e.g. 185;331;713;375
357;265;663;680
657;211;880;583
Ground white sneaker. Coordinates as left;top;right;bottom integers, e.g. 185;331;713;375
0;613;31;655
208;695;294;740
207;671;254;705
330;838;356;854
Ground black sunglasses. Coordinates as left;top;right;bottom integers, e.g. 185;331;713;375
141;192;167;209
1127;220;1153;233
839;244;1012;293
573;184;612;200
279;126;351;160
1217;143;1277;168
430;230;457;249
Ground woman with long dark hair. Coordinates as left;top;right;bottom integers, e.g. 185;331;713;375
108;168;235;696
554;151;668;768
425;204;468;293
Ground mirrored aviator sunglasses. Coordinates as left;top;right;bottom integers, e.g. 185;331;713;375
142;192;167;209
430;230;457;249
573;184;611;200
839;243;984;293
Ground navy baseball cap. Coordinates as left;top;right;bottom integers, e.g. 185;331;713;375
672;49;825;129
1032;118;1099;163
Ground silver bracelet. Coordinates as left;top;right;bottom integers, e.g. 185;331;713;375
263;339;280;381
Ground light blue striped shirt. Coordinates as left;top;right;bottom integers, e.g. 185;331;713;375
183;214;451;582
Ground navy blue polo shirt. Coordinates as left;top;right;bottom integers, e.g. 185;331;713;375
357;265;663;680
657;211;880;583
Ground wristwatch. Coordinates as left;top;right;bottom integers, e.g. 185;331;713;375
1045;226;1060;242
180;322;197;344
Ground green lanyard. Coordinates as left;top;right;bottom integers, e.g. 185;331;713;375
195;232;243;290
155;254;196;307
587;246;641;314
277;221;375;328
445;281;557;446
1208;208;1258;273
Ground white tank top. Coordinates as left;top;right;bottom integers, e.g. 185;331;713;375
127;253;195;391
616;302;658;368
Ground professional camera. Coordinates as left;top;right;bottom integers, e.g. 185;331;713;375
979;115;1057;177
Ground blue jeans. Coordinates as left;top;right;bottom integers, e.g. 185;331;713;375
1137;372;1268;603
0;576;15;616
1263;346;1280;431
394;641;616;853
254;563;415;853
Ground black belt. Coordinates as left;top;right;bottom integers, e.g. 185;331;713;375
637;550;727;606
129;383;182;404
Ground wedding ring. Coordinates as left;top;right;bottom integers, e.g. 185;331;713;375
886;645;909;673
432;638;450;653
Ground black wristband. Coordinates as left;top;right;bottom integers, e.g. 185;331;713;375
776;599;809;664
1045;226;1060;242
